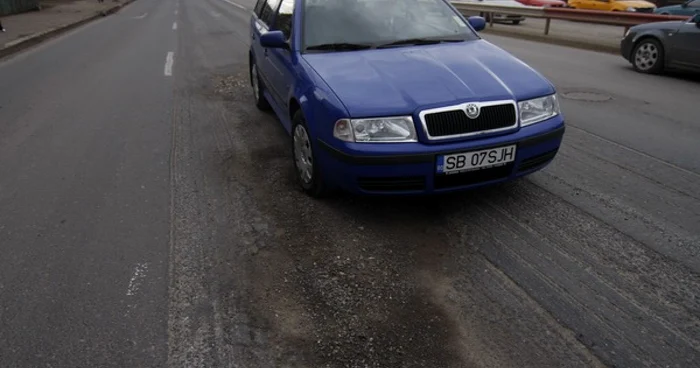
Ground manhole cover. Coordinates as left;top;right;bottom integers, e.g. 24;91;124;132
561;91;612;102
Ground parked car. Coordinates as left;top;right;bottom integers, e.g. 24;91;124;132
456;0;529;24
654;0;700;14
249;0;565;197
568;0;657;12
651;0;689;7
621;14;700;73
516;0;567;7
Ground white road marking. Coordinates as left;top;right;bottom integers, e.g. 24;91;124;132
211;11;221;17
175;9;178;15
221;0;246;10
126;263;149;296
173;22;178;30
164;52;174;76
133;13;148;19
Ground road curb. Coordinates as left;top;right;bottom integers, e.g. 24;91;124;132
481;27;619;55
0;0;137;61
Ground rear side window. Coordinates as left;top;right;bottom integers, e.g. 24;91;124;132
260;0;281;26
275;0;295;39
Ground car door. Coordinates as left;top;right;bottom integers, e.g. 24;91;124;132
266;0;296;116
252;0;282;97
668;16;700;68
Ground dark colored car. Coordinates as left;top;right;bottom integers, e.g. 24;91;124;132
652;0;692;8
621;14;700;73
654;0;700;15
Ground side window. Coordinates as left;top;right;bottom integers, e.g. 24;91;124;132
260;0;281;26
688;0;700;8
254;0;266;17
275;0;295;39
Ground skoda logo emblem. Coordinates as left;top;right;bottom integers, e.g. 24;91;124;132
465;103;480;119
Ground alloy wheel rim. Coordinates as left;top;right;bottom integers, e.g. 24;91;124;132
634;43;658;71
293;125;313;184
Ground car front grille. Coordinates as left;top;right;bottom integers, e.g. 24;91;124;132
423;103;517;139
357;176;426;192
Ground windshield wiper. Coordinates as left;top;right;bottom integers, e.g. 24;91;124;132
376;37;465;49
305;43;374;51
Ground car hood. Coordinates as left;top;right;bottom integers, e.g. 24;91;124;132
655;4;681;10
530;0;566;5
302;40;555;117
632;20;684;31
617;1;656;7
455;0;528;7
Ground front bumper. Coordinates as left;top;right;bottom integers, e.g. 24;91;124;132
316;117;565;195
620;33;635;61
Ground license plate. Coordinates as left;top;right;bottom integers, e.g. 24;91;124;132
436;145;516;175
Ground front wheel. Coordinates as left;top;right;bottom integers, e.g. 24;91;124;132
632;38;664;74
249;57;271;111
291;111;328;198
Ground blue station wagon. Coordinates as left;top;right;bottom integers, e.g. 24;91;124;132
249;0;565;197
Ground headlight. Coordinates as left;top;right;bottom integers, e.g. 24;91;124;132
518;94;560;127
626;7;636;11
333;116;417;143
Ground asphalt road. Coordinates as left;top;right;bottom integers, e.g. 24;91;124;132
0;0;699;367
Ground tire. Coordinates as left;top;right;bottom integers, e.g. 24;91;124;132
631;38;664;74
249;56;271;111
512;20;521;25
291;111;328;198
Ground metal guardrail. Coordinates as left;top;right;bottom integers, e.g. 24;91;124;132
450;1;690;35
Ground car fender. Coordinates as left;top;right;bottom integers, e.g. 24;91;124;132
293;57;350;142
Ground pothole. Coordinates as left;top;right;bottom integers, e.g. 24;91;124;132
560;91;612;102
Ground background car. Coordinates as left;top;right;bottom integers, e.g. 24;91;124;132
456;0;529;24
516;0;567;7
568;0;657;12
654;0;700;14
620;13;700;73
650;0;687;7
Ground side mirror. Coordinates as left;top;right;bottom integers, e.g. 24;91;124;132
468;16;486;32
260;30;289;49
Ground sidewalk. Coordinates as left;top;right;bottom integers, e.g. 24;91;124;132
0;0;131;58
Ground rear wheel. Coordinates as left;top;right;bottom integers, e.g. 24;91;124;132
249;57;271;111
632;38;664;74
291;111;328;198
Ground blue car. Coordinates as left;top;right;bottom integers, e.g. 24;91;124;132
249;0;565;197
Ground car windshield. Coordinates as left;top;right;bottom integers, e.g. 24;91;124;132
302;0;479;51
